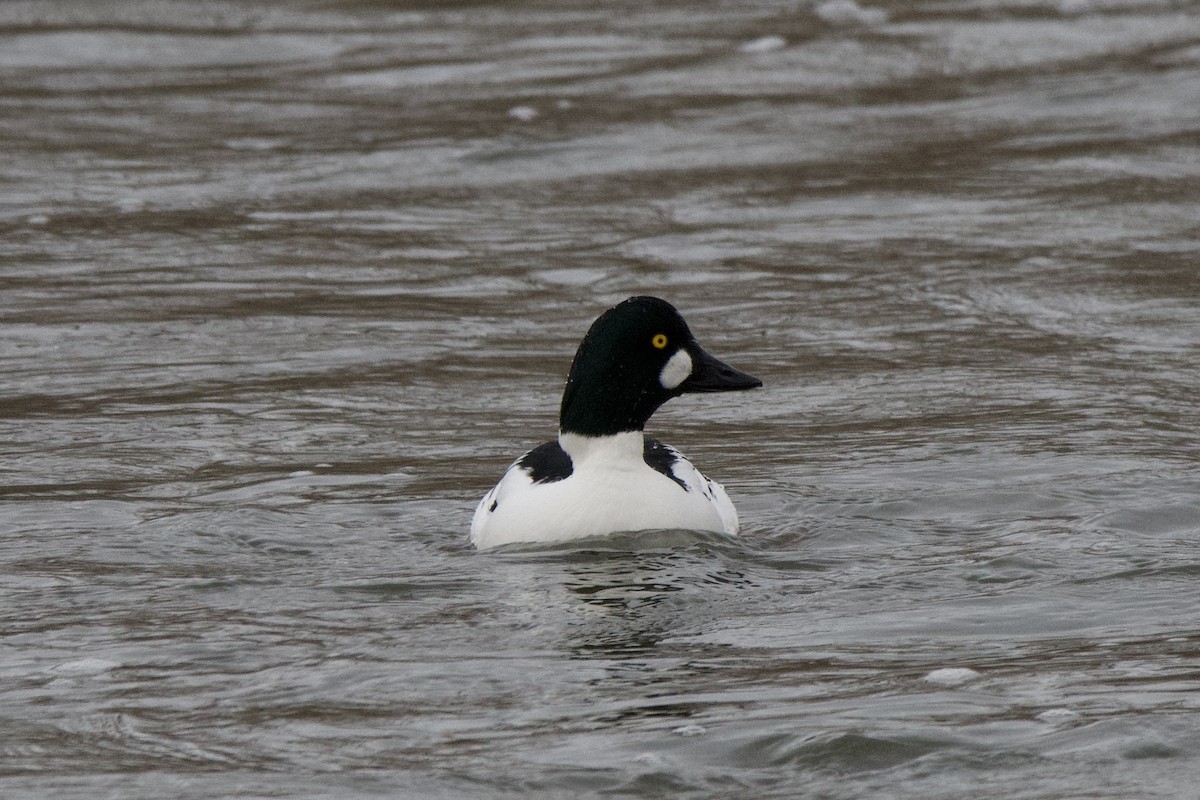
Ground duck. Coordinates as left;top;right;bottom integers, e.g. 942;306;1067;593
470;296;761;549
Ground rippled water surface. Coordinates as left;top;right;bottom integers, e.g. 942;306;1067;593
3;1;1200;797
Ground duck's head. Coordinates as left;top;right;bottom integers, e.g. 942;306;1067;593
559;296;762;437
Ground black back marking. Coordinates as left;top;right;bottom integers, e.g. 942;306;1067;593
643;436;689;491
518;440;573;484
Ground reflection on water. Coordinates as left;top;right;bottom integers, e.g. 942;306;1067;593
3;0;1200;797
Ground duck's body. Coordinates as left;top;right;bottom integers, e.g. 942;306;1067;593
470;296;761;550
470;432;739;548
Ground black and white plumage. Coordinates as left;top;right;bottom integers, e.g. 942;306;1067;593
470;296;761;549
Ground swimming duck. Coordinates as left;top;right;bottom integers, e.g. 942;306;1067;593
470;296;761;549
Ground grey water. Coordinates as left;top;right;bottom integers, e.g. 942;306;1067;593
3;1;1200;797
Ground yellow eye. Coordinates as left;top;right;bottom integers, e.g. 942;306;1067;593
651;333;669;349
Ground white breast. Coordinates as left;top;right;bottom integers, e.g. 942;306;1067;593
470;431;739;549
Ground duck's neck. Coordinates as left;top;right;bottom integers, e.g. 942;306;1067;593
558;430;644;463
558;378;668;438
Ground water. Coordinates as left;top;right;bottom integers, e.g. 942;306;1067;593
3;0;1200;796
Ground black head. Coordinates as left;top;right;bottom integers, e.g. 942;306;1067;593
558;296;761;437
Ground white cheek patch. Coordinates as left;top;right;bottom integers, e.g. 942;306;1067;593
659;349;693;390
